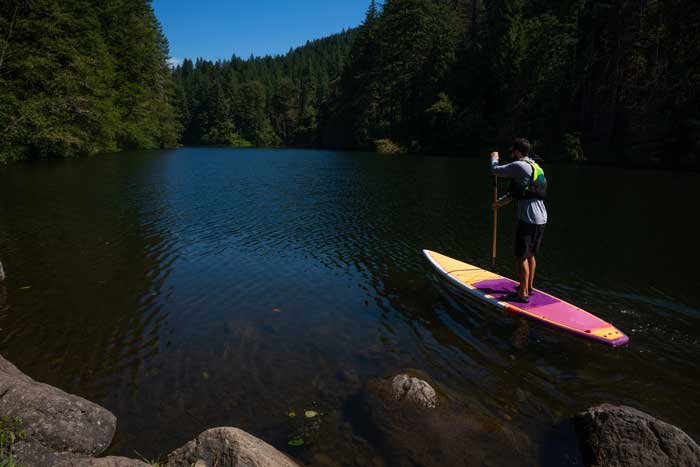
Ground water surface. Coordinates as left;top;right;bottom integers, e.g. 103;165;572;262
1;148;698;464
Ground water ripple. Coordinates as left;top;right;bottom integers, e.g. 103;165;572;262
1;149;698;460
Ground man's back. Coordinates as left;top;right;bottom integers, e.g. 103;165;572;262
491;157;547;225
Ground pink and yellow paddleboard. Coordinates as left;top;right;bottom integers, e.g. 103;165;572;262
423;250;629;346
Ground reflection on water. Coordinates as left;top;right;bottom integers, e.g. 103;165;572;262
0;148;698;464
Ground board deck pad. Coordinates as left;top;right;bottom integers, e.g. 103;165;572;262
424;250;629;346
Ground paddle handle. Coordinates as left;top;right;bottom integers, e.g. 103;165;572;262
492;176;498;267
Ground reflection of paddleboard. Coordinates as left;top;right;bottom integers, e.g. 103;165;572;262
423;250;629;347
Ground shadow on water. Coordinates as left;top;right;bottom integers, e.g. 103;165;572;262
0;149;698;464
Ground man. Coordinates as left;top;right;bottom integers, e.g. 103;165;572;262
490;138;547;303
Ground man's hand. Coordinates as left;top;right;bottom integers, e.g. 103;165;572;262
490;151;499;163
493;195;512;209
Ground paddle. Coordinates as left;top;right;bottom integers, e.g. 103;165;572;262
492;175;498;267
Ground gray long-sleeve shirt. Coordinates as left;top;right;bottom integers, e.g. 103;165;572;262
490;157;548;225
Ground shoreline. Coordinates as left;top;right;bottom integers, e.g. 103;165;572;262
2;353;699;466
2;146;699;173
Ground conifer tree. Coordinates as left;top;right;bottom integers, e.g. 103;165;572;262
0;0;180;162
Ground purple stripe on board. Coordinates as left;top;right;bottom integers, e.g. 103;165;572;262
527;302;603;330
472;278;607;331
472;279;558;307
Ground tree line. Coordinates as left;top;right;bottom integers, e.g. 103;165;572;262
0;0;179;163
170;30;356;148
323;0;699;167
1;0;698;167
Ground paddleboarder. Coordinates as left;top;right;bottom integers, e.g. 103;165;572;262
490;138;547;303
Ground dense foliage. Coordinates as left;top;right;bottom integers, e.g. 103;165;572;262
175;0;699;167
170;31;356;147
2;0;698;167
0;0;179;162
322;0;700;166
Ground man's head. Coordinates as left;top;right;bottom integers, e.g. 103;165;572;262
510;138;531;160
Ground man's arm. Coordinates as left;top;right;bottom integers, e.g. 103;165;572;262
489;151;514;209
489;151;518;177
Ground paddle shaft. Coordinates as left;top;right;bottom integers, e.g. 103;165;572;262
492;176;498;266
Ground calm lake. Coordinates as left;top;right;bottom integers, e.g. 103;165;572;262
1;148;698;465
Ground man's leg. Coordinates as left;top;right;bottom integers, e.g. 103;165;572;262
517;256;529;297
527;256;536;293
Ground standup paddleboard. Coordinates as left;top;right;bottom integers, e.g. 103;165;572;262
424;250;629;346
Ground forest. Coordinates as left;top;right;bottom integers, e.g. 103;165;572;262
171;30;356;148
1;0;699;167
0;0;180;162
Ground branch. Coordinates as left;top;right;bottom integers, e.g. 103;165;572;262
1;114;26;136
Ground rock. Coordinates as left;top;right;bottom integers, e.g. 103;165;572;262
0;260;5;281
0;354;117;467
9;442;77;467
56;457;151;467
391;375;437;408
575;404;700;467
0;353;25;377
166;427;300;467
357;372;534;466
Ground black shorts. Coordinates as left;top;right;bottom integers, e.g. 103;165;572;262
515;221;545;258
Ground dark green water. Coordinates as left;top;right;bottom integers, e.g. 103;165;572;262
1;148;698;465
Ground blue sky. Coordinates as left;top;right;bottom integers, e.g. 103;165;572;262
152;0;369;65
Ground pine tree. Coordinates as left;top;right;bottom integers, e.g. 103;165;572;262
0;0;180;162
172;29;356;148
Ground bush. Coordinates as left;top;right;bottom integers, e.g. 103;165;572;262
374;138;405;154
0;417;25;467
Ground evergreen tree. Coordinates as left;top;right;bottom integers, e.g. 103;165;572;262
172;29;356;148
3;0;697;167
324;0;459;152
0;0;180;162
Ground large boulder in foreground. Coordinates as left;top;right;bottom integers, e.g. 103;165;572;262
575;404;700;467
358;372;534;466
0;354;117;466
166;427;300;467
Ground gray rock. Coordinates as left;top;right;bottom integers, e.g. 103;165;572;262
56;457;151;467
166;427;300;467
10;441;80;467
0;353;25;378
575;404;700;467
0;354;117;467
391;374;437;408
358;372;534;466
